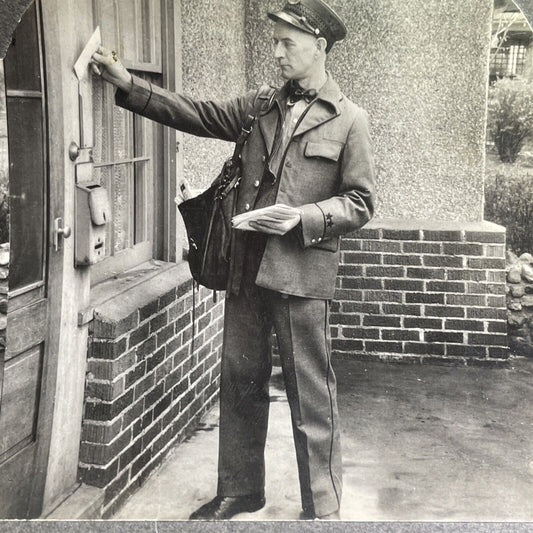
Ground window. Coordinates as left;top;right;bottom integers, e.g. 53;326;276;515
91;0;172;284
490;41;528;78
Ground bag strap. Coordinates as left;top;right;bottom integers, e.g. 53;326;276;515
233;85;277;161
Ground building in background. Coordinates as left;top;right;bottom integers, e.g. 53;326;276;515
0;0;515;520
491;0;533;81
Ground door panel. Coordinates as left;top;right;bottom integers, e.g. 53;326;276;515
0;0;51;518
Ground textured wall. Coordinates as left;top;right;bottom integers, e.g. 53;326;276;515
180;0;247;189
246;0;493;221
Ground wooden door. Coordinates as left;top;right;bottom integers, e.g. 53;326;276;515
0;1;57;518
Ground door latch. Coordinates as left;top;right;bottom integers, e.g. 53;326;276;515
53;217;72;252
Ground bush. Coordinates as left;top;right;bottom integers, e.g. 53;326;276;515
485;162;533;254
487;77;533;163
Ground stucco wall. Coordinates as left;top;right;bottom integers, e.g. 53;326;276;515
245;0;493;222
180;0;247;189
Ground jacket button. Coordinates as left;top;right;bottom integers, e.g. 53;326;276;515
262;155;266;162
317;237;322;242
311;238;316;244
254;180;260;188
245;203;251;211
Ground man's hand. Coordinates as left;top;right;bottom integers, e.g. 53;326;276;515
248;204;302;235
91;46;133;92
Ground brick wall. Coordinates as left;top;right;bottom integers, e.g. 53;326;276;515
79;271;224;517
332;219;509;366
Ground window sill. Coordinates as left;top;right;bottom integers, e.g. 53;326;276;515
78;259;191;327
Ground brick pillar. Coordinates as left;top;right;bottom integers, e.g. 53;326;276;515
332;219;509;366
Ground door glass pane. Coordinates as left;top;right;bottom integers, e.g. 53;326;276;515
0;63;9;246
6;98;45;291
112;163;133;253
3;2;41;93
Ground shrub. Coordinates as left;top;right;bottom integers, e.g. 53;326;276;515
487;77;533;163
485;163;533;254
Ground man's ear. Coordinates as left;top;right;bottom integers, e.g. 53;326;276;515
316;37;328;54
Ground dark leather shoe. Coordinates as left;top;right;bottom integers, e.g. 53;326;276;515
300;509;341;520
189;494;265;520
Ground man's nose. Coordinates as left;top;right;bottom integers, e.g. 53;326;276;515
273;42;284;59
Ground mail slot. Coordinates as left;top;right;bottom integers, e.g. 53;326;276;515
75;181;111;266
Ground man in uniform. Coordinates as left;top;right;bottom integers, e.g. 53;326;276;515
92;0;375;521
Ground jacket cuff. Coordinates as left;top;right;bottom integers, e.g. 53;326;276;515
114;74;153;114
299;202;326;247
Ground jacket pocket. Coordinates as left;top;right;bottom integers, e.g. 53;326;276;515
313;236;339;252
304;140;343;161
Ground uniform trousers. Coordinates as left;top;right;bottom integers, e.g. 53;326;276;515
216;275;343;517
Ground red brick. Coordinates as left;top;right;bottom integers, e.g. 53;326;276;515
447;269;486;281
342;327;380;340
468;333;508;346
140;299;159;322
487;296;506;308
135;373;156;401
332;339;364;352
150;311;168;334
79;459;119;488
485;245;505;258
330;313;361;325
177;279;194;298
365;341;403;353
366;266;405;278
423;255;463;268
425;331;464;343
382;304;421;316
404;317;443;329
342;278;382;290
383;254;422;266
84;389;135;422
467;258;505;270
337;265;364;277
465;231;505;243
125;362;146;389
446;345;487;358
363;315;401;327
467;283;505;295
118;437;143;471
442;243;484;256
426;306;465;318
422;230;462;242
340;238;361;251
407;268;445;280
382;229;420;240
364;291;403;303
92;311;139;340
343;252;383;265
382;329;420;341
405;342;445;355
89;337;128;360
86;378;125;402
81;418;123;445
122;398;144;428
445;319;484;331
158;288;177;311
356;228;381;239
384;279;424;291
403;242;441;254
427;281;465;293
406;293;444;304
137;336;157;361
488;346;510;359
361;240;402;253
335;289;364;301
446;294;486;306
131;447;153;478
79;429;132;466
129;323;150;348
488;321;507;333
147;346;166;372
168;299;186;321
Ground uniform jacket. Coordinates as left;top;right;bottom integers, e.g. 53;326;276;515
116;74;376;299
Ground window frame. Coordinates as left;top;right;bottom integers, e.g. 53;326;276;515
90;0;179;286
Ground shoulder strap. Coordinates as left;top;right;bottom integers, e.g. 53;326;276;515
233;85;276;157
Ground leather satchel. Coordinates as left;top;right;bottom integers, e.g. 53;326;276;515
178;86;276;290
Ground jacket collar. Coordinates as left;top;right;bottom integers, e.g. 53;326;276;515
259;72;343;154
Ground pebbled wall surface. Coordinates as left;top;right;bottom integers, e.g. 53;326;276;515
245;0;494;222
180;0;247;190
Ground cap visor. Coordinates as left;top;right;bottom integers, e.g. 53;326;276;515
267;10;315;36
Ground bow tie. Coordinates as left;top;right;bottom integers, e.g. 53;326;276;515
287;84;318;106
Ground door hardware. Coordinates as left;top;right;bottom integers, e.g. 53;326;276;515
53;218;72;252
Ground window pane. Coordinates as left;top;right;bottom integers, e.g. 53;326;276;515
112;104;133;160
7;98;44;290
112;163;134;253
3;2;41;92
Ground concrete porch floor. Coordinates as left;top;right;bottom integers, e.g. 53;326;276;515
113;357;533;522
